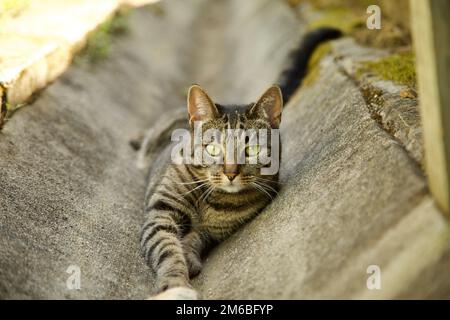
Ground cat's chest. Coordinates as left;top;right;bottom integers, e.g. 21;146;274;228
196;198;266;240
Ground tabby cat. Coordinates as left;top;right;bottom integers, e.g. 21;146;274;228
138;27;341;299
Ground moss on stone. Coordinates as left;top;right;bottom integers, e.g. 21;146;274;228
308;7;364;34
146;2;166;17
77;9;130;63
302;42;332;86
288;0;412;49
358;52;416;87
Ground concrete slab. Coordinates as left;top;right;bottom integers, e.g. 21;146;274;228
0;0;157;106
0;2;193;299
193;55;436;299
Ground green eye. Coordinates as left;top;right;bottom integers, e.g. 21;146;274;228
206;144;221;156
245;145;261;157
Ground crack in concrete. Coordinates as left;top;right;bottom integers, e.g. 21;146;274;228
336;62;424;176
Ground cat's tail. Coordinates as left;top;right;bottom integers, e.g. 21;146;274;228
277;27;342;104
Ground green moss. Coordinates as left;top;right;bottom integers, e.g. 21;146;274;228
146;3;166;16
307;7;364;34
5;102;24;112
108;9;131;35
292;0;411;49
302;42;332;86
358;52;416;87
77;9;130;63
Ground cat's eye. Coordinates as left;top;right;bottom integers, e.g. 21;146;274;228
205;144;221;156
245;145;261;157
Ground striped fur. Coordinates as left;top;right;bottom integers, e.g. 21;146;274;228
140;28;342;296
141;87;281;294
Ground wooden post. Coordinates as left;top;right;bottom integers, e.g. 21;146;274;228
410;0;450;214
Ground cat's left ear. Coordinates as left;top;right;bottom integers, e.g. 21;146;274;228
249;85;283;128
187;85;219;125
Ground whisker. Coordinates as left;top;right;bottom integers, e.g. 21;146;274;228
202;186;215;203
197;185;214;204
254;180;279;195
251;182;273;200
186;182;209;194
254;177;283;185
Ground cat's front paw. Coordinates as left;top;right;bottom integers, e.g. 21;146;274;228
148;287;198;300
155;276;190;294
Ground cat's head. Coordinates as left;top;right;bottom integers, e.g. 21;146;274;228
186;85;282;193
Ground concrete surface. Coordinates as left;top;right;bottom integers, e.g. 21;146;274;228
1;0;449;299
331;38;423;165
194;56;448;299
0;0;194;299
0;0;156;107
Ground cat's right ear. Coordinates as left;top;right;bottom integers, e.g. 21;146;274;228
187;85;219;125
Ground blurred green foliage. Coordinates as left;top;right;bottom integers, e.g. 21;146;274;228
358;53;416;87
77;9;130;63
287;0;411;49
302;43;331;86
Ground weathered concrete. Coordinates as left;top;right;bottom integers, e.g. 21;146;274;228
0;1;196;299
331;38;423;166
0;0;156;107
0;0;301;299
193;54;449;299
1;0;449;299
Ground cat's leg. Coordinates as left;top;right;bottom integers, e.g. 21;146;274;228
182;230;206;278
140;208;191;294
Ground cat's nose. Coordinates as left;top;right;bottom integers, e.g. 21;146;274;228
224;164;239;181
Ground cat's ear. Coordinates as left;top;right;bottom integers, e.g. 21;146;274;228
249;85;283;128
187;85;219;125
